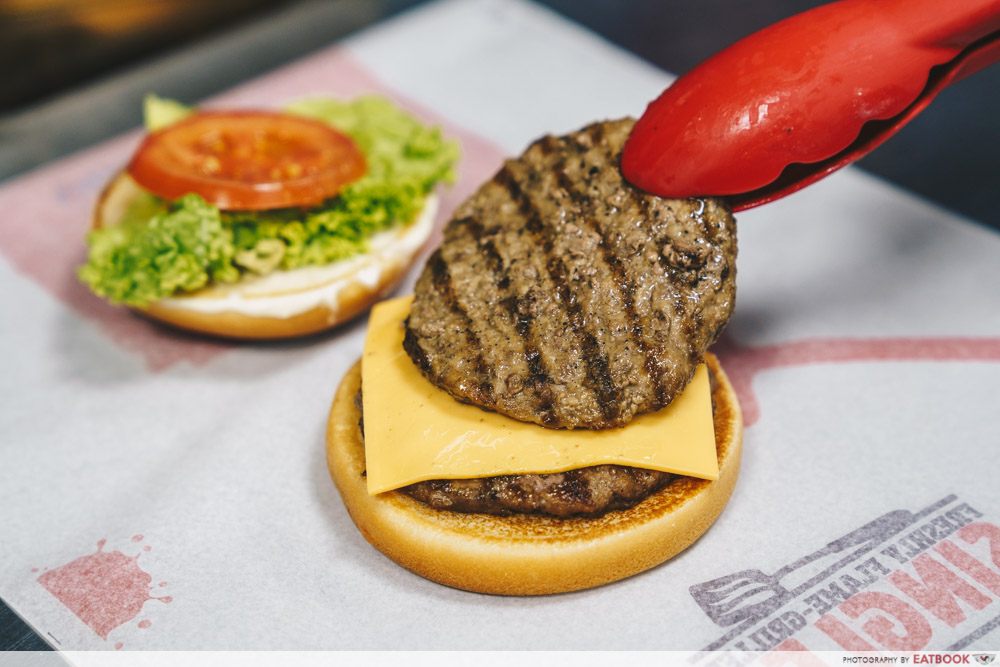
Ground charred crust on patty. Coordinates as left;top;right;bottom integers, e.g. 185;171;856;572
402;465;676;518
404;118;736;430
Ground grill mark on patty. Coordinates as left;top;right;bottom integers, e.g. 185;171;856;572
462;216;511;290
554;162;667;404
500;293;556;424
601;151;675;403
586;121;606;147
426;250;493;403
624;177;655;235
402;464;678;518
565;123;609;161
490;165;559;426
496;159;622;424
402;324;433;376
536;134;559;156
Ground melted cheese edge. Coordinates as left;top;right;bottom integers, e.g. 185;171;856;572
362;296;719;495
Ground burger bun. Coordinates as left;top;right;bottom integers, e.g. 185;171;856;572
92;172;436;339
325;352;743;596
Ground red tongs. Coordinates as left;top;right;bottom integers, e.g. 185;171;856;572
621;0;1000;211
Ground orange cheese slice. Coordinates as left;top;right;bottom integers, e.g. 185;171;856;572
362;296;719;494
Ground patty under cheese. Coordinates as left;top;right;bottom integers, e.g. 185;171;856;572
361;297;719;495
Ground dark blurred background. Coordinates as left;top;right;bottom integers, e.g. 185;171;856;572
0;0;399;113
2;0;283;111
2;0;842;113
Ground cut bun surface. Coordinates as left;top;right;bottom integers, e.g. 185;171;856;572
92;172;436;339
325;352;743;596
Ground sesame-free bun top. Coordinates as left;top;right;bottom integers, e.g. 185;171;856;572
91;172;436;339
325;352;742;596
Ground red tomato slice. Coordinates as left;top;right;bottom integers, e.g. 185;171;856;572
127;111;366;210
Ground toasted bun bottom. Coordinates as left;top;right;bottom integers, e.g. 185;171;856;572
325;352;743;595
92;172;435;339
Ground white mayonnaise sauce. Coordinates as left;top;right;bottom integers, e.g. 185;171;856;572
156;195;437;319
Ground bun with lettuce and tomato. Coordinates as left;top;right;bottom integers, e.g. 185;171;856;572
80;95;458;339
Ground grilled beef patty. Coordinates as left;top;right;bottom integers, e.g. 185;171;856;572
355;387;671;517
403;466;675;518
405;118;737;429
356;366;719;517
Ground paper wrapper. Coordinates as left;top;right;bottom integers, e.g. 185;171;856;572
1;0;999;653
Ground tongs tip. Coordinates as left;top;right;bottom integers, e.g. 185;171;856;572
622;0;1000;211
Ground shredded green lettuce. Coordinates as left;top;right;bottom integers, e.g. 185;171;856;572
80;96;459;307
143;94;194;131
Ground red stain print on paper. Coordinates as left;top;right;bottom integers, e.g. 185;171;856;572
715;335;1000;426
37;536;171;642
0;50;504;372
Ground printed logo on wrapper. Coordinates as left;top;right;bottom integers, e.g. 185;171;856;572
35;535;171;650
974;656;996;665
689;495;1000;660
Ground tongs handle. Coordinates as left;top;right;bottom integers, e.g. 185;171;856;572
621;0;1000;211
